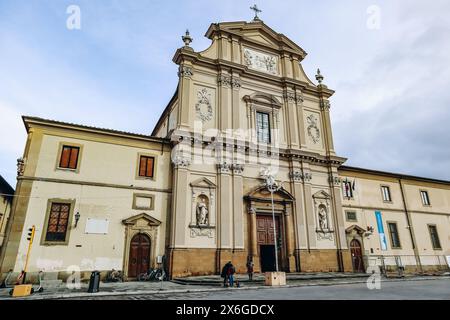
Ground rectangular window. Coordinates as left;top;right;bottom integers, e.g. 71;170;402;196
428;225;441;249
138;155;155;178
256;112;271;143
387;222;401;248
420;190;431;206
346;211;357;222
59;145;80;169
381;186;392;202
45;203;70;242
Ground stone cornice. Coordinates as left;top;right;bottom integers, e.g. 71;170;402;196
18;176;172;193
170;131;347;166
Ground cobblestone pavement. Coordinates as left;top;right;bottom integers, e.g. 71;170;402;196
67;279;450;300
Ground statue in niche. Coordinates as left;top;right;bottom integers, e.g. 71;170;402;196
318;205;328;230
196;197;209;226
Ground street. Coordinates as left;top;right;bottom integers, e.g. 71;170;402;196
67;279;450;300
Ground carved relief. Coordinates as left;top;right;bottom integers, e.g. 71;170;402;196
306;114;321;144
190;228;214;238
243;48;278;75
195;88;213;123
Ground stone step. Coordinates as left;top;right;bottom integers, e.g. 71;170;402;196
173;273;370;285
39;279;63;289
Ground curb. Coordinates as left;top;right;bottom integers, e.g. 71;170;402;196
2;275;448;300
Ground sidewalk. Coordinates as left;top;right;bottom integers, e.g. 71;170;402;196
1;272;449;300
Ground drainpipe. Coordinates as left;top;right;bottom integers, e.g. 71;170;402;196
398;178;423;273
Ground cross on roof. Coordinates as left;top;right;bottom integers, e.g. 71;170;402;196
250;4;262;21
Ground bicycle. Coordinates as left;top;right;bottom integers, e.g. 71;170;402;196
138;268;167;281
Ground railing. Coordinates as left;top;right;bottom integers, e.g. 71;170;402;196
364;254;449;275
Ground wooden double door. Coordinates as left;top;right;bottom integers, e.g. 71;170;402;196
128;233;151;278
350;239;365;272
257;214;283;272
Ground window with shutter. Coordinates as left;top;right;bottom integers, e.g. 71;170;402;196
59;146;80;169
138;155;155;178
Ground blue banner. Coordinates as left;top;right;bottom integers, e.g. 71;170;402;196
375;211;387;250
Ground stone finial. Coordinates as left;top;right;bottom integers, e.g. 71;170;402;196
182;29;193;47
315;68;324;84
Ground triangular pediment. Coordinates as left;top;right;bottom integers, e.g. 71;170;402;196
122;213;161;226
246;185;295;201
206;21;307;59
313;190;330;199
190;177;216;189
346;224;366;235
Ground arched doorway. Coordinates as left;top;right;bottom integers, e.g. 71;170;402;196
350;239;364;272
128;233;151;278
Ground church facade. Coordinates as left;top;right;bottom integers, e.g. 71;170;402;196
0;18;449;281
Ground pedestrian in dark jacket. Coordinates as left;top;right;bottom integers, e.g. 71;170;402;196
221;261;232;287
227;263;236;287
246;259;254;281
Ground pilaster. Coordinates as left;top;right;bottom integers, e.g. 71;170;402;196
177;62;194;131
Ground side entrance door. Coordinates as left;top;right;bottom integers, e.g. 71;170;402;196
128;233;151;278
350;239;365;272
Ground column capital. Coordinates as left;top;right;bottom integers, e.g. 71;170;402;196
329;174;341;186
217;74;232;88
231;77;241;90
178;65;193;79
173;155;191;169
320;99;331;111
232;163;245;175
217;161;232;174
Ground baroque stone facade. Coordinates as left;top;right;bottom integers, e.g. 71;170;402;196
0;18;449;283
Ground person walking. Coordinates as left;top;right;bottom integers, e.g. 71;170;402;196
246;259;254;281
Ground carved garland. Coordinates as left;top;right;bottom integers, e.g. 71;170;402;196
306;114;320;144
195;88;213;123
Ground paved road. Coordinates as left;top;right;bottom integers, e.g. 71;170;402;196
69;279;450;300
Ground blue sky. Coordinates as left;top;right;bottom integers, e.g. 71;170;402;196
1;0;450;186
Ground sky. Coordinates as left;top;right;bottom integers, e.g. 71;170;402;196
1;0;449;186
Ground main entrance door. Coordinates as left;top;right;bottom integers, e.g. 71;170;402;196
350;239;365;272
128;233;150;278
257;215;282;272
